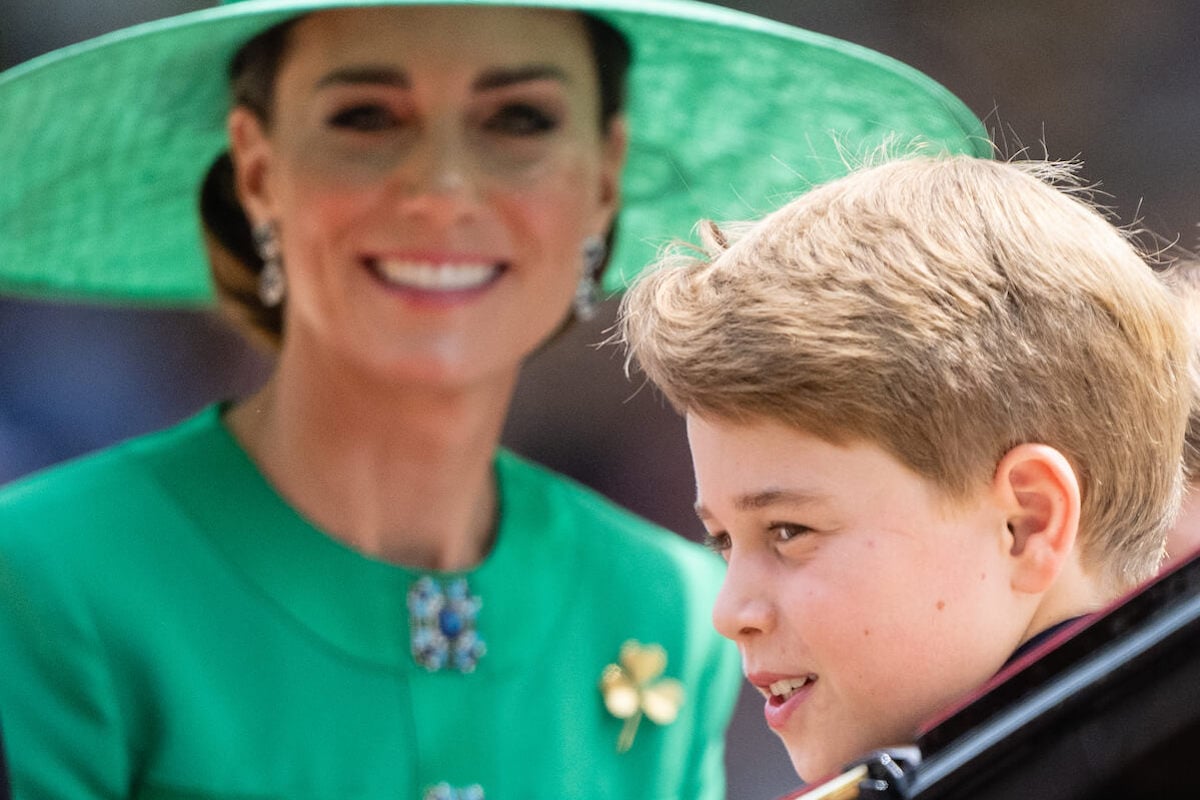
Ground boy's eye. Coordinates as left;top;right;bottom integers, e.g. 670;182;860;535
770;523;812;543
328;104;398;132
702;531;731;554
486;103;558;136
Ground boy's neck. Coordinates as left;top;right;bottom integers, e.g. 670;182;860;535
1019;550;1109;647
1002;615;1087;671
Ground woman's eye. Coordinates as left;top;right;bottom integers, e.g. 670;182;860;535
327;104;398;132
486;103;558;136
702;531;732;554
770;523;811;543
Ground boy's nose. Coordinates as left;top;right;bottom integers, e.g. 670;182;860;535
712;558;776;641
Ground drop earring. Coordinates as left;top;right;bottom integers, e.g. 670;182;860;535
574;235;605;322
253;222;285;307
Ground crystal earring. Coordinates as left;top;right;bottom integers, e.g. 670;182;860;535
574;234;605;322
253;222;285;307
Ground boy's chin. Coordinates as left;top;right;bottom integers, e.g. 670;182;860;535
784;739;846;786
783;731;910;785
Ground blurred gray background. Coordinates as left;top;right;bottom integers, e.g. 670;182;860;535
3;1;1199;798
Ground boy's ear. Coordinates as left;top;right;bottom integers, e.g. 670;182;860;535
993;443;1082;595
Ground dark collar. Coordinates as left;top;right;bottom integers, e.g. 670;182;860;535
1001;615;1090;671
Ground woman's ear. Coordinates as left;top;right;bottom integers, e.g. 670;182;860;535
593;114;628;231
993;443;1082;595
227;107;275;226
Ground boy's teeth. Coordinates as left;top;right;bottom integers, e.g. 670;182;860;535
375;260;495;291
768;675;815;700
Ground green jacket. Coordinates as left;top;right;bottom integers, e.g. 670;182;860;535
0;406;740;799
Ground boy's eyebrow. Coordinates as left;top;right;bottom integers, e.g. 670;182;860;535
314;64;569;91
694;488;827;520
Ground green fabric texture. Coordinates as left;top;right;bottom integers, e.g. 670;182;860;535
0;406;741;799
0;0;989;305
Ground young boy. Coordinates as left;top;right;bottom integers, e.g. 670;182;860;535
618;155;1189;783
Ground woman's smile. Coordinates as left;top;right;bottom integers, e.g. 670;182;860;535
365;254;506;299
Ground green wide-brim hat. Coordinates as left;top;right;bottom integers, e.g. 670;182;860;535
0;0;989;305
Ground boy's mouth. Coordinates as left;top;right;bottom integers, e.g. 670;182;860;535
750;671;819;731
766;674;818;705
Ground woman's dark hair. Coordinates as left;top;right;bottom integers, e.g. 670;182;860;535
199;19;298;350
200;12;631;349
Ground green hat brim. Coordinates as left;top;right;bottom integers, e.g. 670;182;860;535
0;0;989;306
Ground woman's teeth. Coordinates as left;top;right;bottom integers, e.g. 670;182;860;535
374;260;497;291
768;675;816;701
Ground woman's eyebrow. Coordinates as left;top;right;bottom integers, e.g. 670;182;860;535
473;64;570;91
315;65;409;89
313;64;568;92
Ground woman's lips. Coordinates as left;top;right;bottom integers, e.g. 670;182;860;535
369;258;504;292
363;256;507;306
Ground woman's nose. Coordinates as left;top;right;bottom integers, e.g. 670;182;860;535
712;555;776;642
390;131;479;221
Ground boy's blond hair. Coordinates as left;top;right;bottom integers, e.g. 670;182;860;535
621;155;1188;590
1161;258;1200;483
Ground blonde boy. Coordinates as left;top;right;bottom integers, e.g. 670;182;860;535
619;155;1189;783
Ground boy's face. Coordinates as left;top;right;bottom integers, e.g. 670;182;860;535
688;414;1030;782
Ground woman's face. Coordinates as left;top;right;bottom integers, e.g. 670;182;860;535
230;6;625;388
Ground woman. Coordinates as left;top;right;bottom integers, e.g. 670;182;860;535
0;1;987;798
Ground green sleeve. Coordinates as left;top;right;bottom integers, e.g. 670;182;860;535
687;626;743;799
0;510;133;799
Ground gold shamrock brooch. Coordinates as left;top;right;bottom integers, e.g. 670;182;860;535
599;640;685;753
